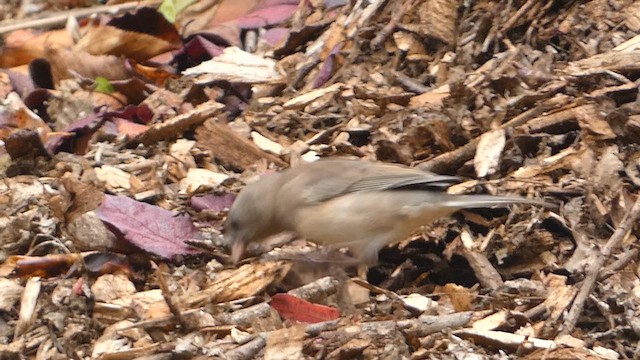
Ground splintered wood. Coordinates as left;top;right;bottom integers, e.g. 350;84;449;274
2;0;640;358
181;262;292;307
196;119;286;170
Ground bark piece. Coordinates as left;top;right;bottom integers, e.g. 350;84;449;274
195;119;286;170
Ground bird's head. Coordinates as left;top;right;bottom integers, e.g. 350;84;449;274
225;174;282;263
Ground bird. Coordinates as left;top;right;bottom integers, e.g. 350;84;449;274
225;158;550;266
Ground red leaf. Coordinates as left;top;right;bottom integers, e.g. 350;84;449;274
95;195;202;258
269;293;340;323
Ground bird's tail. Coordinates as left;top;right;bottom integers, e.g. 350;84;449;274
441;194;553;210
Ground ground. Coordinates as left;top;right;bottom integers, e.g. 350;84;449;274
1;0;640;359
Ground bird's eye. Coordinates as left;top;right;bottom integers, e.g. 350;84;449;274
227;219;239;231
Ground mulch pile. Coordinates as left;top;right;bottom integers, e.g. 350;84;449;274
1;0;640;358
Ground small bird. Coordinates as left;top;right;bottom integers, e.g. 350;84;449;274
225;158;549;266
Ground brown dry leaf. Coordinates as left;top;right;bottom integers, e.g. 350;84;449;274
45;47;130;84
436;283;475;312
204;0;257;24
176;0;227;37
59;172;105;223
75;25;177;63
0;29;74;68
128;60;178;86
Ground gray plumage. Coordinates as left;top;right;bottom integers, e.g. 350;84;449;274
226;158;549;265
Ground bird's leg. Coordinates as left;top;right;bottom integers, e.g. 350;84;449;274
322;236;387;281
355;246;381;281
357;264;369;280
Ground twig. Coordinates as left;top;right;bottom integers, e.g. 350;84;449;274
418;95;571;173
559;196;640;335
153;262;190;332
460;236;504;290
0;1;162;35
351;277;403;301
225;320;339;359
598;248;640;281
370;0;416;50
498;0;537;37
288;276;341;302
224;336;265;360
393;71;431;94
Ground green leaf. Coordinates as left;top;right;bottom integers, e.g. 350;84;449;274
95;77;115;94
159;0;197;23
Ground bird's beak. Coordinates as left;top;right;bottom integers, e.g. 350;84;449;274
231;240;246;264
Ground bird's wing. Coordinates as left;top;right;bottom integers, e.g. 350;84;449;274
283;159;460;204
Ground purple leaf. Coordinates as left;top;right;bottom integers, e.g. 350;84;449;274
96;195;202;259
105;104;154;124
190;193;236;212
313;43;341;88
263;27;289;46
237;4;298;29
46;111;106;154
